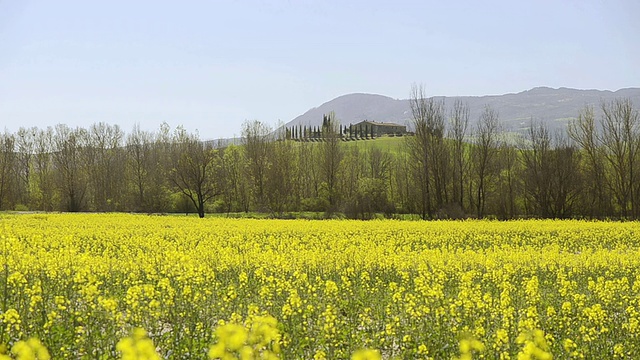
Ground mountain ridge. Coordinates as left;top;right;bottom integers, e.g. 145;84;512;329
285;87;640;133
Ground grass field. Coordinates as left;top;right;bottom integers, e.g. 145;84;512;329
293;135;407;154
1;214;640;359
342;136;407;153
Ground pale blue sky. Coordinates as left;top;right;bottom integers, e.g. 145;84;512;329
1;0;638;139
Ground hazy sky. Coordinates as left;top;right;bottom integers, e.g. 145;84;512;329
1;1;638;139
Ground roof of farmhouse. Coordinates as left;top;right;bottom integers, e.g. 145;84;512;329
354;120;406;127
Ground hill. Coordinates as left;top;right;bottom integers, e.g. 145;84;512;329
285;87;640;133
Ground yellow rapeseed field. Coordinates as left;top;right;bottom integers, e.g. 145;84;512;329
1;214;640;359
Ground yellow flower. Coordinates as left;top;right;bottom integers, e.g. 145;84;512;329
455;335;485;360
9;338;51;360
313;350;327;360
116;328;161;360
325;280;339;297
516;329;552;360
215;323;249;352
209;314;281;359
351;348;381;360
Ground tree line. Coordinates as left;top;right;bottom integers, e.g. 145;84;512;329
282;118;400;141
0;88;638;219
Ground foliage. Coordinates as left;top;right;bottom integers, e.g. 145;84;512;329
0;98;638;219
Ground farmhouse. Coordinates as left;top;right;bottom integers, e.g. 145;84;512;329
353;120;407;136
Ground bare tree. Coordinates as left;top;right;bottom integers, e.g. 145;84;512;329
407;85;431;218
521;121;553;217
85;122;125;211
521;121;583;218
15;128;38;207
568;106;610;217
52;125;87;212
147;122;173;213
430;103;449;209
363;145;393;216
0;132;16;210
599;99;640;218
33;127;55;211
126;124;155;212
242;120;272;210
217;145;250;213
449;100;470;211
265;125;297;214
407;84;447;218
169;128;219;218
340;143;364;207
472;105;500;218
320;112;343;211
550;133;582;218
393;145;416;214
297;137;321;206
497;137;519;219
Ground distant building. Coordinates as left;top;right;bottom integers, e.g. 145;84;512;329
352;120;407;136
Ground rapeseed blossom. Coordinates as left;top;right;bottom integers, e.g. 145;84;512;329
116;328;161;360
0;338;50;360
351;348;381;360
1;214;640;358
